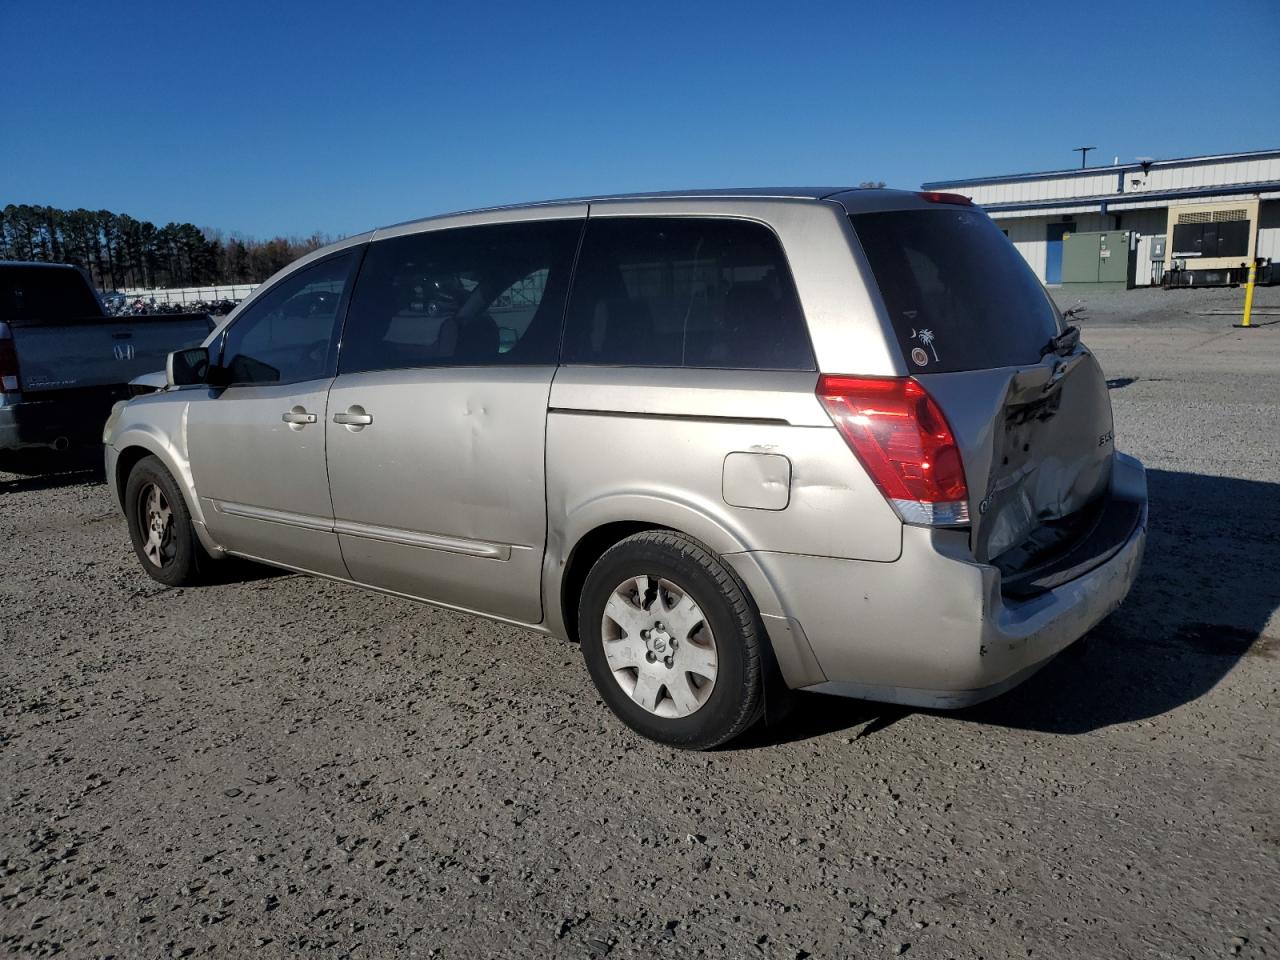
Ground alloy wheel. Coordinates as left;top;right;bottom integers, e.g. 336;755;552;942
138;482;176;569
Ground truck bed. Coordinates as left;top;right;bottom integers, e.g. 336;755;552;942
8;313;212;393
1;311;213;452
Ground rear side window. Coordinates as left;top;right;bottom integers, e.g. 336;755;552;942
562;217;814;370
339;219;581;374
0;267;101;322
850;209;1061;373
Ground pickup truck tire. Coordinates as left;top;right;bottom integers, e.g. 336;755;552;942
124;455;209;587
577;531;765;750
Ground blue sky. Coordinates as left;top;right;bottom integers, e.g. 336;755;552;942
3;0;1277;239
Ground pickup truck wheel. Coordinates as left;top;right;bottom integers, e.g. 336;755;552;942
124;455;208;587
578;531;764;750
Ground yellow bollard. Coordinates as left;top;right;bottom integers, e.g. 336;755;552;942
1240;260;1257;328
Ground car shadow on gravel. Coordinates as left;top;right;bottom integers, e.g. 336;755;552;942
753;468;1280;746
0;451;104;493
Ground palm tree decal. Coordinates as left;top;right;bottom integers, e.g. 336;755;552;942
912;327;939;362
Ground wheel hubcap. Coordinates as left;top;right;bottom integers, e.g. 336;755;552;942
138;482;176;568
600;575;717;719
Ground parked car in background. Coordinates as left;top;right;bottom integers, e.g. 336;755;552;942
0;262;212;457
103;188;1148;749
101;290;127;314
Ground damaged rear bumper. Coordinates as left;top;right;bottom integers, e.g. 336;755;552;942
746;452;1148;709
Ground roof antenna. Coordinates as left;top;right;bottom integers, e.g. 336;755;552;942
1073;146;1095;168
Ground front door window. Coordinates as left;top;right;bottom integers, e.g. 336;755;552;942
220;250;358;384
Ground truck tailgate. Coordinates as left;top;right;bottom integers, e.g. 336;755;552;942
11;315;211;392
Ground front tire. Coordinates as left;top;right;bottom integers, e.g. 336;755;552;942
578;531;765;749
124;455;210;587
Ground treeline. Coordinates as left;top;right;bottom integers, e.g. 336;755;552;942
0;203;334;290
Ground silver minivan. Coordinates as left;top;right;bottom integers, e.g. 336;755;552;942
104;188;1147;748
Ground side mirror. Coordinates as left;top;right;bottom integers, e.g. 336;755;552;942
166;346;210;387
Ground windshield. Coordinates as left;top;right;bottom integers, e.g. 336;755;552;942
850;209;1061;374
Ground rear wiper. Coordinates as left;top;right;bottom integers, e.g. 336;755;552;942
1041;324;1080;358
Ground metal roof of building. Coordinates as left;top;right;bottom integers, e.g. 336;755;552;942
922;147;1280;189
980;180;1280;214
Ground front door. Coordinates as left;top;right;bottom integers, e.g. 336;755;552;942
324;215;584;622
1045;222;1076;284
186;248;362;577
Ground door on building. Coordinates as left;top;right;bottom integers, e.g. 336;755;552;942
1045;222;1076;284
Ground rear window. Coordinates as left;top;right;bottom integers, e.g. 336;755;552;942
0;266;102;323
562;217;814;370
850;209;1061;373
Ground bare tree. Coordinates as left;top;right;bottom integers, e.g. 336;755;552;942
1;203;337;287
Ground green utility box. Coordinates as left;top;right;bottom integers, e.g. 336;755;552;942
1061;230;1136;291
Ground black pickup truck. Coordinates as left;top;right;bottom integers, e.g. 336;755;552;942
0;262;212;455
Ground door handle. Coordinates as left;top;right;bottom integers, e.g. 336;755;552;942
281;408;317;425
333;405;373;429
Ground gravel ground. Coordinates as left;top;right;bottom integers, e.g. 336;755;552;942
2;286;1278;959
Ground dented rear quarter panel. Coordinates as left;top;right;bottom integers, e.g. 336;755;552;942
540;366;904;640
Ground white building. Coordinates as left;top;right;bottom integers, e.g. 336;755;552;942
923;147;1280;286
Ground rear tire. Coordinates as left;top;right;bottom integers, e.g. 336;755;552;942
124;455;210;587
578;531;765;749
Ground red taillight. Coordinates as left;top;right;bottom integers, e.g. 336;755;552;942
816;374;970;526
918;191;972;206
0;332;19;394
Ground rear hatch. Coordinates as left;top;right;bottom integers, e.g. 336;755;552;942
847;201;1120;579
